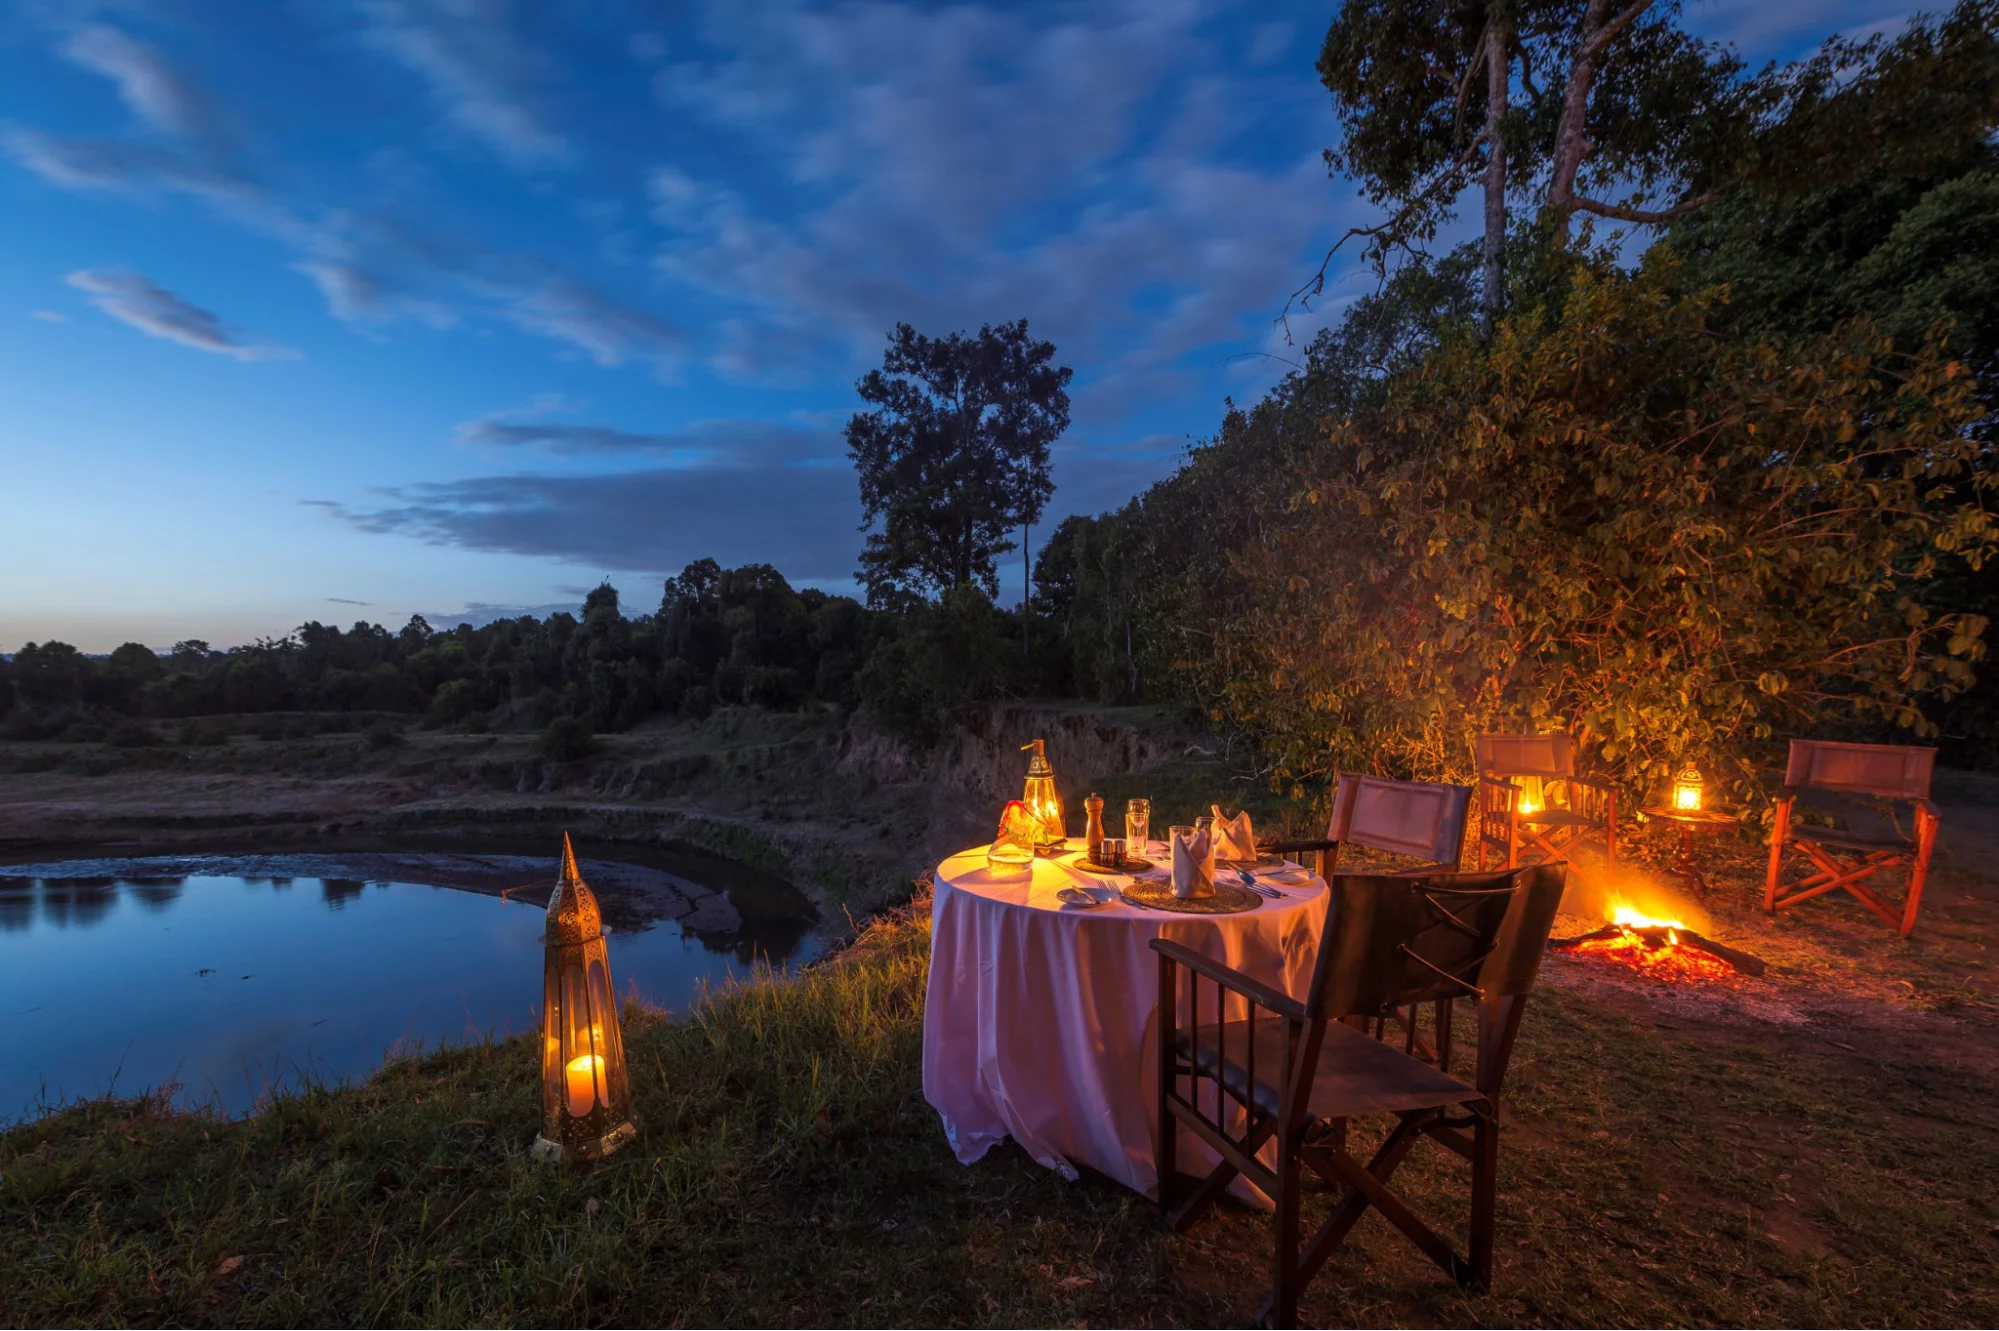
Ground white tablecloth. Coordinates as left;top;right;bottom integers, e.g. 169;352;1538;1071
922;839;1329;1197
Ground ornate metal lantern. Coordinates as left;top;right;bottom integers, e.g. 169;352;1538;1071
1020;739;1067;851
531;834;637;1162
1672;763;1705;812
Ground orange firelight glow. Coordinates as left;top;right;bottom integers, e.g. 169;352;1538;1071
1571;899;1733;982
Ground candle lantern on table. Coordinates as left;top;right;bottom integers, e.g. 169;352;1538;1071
1641;765;1735;897
1672;763;1705;811
532;834;637;1162
1019;739;1067;853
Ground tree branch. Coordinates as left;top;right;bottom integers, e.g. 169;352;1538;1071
1278;131;1490;342
1547;0;1661;222
1565;188;1724;223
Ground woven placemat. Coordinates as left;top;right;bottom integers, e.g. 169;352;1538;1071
1075;854;1155;874
1120;878;1261;914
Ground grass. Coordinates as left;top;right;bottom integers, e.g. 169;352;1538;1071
5;878;1997;1329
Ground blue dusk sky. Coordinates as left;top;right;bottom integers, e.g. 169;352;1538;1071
0;0;1909;651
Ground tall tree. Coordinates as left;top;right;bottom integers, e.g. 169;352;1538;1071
846;320;1069;604
1306;0;1999;330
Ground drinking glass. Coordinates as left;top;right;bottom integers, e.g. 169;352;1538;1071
1125;798;1151;853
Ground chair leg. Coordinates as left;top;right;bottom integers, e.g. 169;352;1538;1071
1270;1117;1303;1330
1764;799;1792;914
1468;1109;1498;1293
1155;954;1177;1210
1895;815;1927;939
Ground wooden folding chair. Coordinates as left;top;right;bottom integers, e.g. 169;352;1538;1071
1262;772;1474;879
1475;733;1617;870
1765;740;1939;937
1264;773;1476;1066
1152;864;1566;1328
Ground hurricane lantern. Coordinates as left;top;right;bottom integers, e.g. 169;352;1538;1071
531;834;637;1162
1020;739;1067;851
1671;763;1705;812
1514;775;1545;818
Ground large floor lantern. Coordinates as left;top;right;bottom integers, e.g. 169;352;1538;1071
531;834;637;1162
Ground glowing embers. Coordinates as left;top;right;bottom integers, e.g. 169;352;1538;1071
1550;897;1767;981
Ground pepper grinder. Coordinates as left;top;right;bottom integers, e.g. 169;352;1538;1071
1084;792;1106;864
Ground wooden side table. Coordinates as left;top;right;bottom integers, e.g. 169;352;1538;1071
1638;806;1739;896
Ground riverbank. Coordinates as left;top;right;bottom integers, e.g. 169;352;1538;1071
0;704;1233;926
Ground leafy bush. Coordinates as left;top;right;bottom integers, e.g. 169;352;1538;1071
1211;252;1994;805
108;723;161;749
363;721;405;750
744;666;805;710
427;679;479;725
537;715;596;762
179;722;230;747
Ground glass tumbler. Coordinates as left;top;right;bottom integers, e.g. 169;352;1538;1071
1125;798;1151;854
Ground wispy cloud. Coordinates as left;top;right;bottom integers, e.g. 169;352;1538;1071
66;269;299;361
356;0;571;169
454;403;834;464
32;309;66;322
62;24;231;152
306;458;860;580
326;596;373;605
492;276;681;368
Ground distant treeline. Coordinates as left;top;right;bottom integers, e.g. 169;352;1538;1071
0;560;1119;752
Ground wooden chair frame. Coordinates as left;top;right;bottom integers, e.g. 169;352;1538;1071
1263;774;1476;1067
1764;740;1940;937
1152;866;1565;1328
1474;734;1618;871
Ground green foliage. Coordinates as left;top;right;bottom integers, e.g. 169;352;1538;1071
847;319;1069;603
856;585;1013;742
536;715;596;763
1210;249;1993;804
362;721;405;751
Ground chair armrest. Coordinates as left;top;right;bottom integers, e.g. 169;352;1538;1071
1259;838;1337;855
1914;797;1941;820
1149;938;1307;1021
1774;786;1799;802
1568;774;1618;797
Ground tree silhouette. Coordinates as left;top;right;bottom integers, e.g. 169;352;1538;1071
846;319;1069;604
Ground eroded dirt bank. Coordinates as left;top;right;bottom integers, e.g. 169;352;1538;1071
0;704;1190;924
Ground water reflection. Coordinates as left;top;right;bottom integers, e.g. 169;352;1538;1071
0;858;823;1121
0;881;31;932
320;878;367;909
40;878;120;929
129;878;187;912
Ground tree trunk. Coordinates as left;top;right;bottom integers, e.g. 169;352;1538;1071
1022;523;1030;665
1481;5;1511;333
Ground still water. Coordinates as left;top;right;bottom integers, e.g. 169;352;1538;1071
0;859;824;1122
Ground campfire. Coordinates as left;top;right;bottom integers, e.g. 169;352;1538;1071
1551;900;1767;980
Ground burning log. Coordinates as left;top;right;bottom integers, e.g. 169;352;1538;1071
1550;921;1767;977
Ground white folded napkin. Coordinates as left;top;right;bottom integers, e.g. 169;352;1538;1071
1210;806;1256;861
1171;824;1216;899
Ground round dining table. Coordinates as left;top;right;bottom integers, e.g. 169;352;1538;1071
922;837;1329;1199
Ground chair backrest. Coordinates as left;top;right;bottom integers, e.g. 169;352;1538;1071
1477;733;1576;780
1302;865;1566;1024
1785;739;1934;801
1327;773;1472;868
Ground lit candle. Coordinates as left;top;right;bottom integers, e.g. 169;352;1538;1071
565;1052;603;1117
